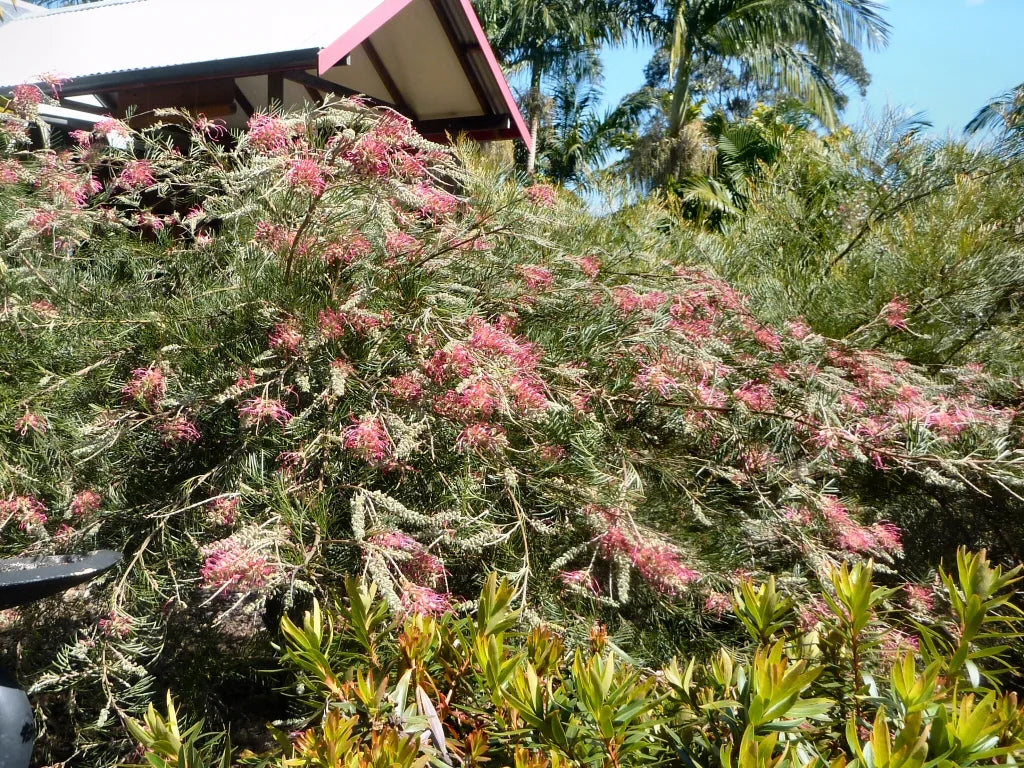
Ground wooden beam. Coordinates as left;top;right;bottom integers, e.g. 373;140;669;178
361;40;414;118
415;114;511;137
303;84;324;106
283;70;410;117
58;98;108;116
233;84;255;117
267;73;284;111
427;0;490;113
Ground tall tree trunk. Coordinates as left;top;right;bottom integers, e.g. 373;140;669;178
526;60;543;176
663;15;692;186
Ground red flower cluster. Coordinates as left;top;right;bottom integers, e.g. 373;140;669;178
123;366;167;408
238;397;292;428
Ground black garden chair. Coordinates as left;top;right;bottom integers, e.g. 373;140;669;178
0;551;121;768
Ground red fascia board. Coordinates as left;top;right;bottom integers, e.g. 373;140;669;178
454;0;531;149
317;0;415;75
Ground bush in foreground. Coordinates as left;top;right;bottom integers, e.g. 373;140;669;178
1;93;1023;761
131;550;1024;767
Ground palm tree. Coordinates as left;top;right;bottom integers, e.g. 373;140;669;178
474;0;650;174
967;82;1024;140
655;0;889;184
535;51;640;190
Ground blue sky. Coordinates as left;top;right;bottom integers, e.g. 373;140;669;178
600;0;1024;137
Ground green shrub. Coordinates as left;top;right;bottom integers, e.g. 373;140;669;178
1;92;1023;763
129;549;1024;768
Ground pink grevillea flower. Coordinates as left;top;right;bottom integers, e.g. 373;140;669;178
136;211;165;231
98;611;135;639
415;184;460;218
881;294;911;330
612;286;643;314
318;307;382;339
539;444;567;463
254;220;291;251
753;326;783;351
600;526;700;596
820;497;901;556
118;160;155;190
385;231;420;258
0;610;19;631
695;380;727;409
238;397;293;428
369;530;419;551
286;157;327;194
518;265;555;292
14;411;48;436
733;382;775;412
0;159;21;184
904;583;935;613
424;346;475;383
704;591;734;618
368;532;446;586
374;111;414;142
524;184;557;207
70;490;103;518
324;233;372;266
94;117;130;139
797;597;831;632
11;84;44;116
841;392;868;413
206;497;240;527
38;72;66;98
342;415;392;466
344;135;392;177
268;320;304;356
386;371;426;403
123;366;167;408
880;630;920;660
510;375;549;413
29;210;58;234
466;321;540;368
434;378;499;421
456;423;508;454
34;153;95;205
740;447;778;476
158;414;201;445
871;521;903;554
200;535;277;595
1;495;48;532
400;584;452;616
786;317;812;340
247;113;291;154
192;113;227;138
578;255;601;278
330;357;356;385
636;362;681;398
559;569;599;595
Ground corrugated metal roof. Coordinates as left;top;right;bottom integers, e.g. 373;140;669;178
0;0;388;88
0;0;531;146
0;0;43;24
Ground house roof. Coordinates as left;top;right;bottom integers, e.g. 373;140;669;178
0;0;43;24
0;0;530;145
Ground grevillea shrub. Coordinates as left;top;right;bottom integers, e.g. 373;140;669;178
131;551;1024;767
1;97;1024;762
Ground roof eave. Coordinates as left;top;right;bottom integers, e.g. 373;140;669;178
3;48;321;97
